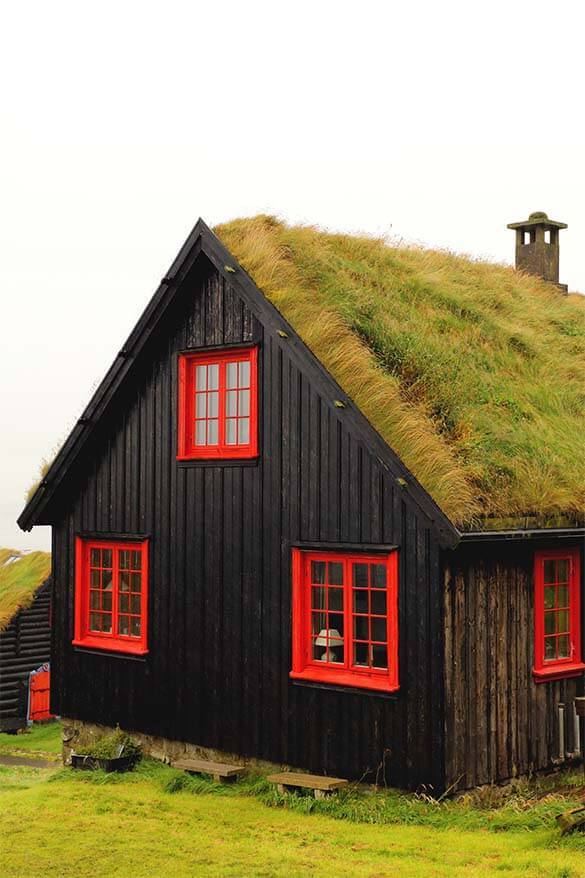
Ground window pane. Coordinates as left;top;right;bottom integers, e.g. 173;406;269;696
89;613;101;632
354;643;369;667
90;591;100;610
130;618;141;638
195;421;207;445
90;549;100;567
119;572;131;592
354;616;369;640
328;562;343;585
239;389;250;416
101;615;112;634
208;392;219;418
119;616;130;636
238;419;250;445
196;393;206;418
371;564;387;589
102;550;112;568
130;595;141;614
353;590;368;613
119;594;130;613
557;585;569;608
557;559;569;583
130;572;142;593
371;618;387;642
239;360;250;387
226;362;238;388
130;551;141;570
544;586;556;609
371;591;387;615
226;419;237;445
558;635;570;658
544;611;556;635
208;364;219;390
328;614;344;636
90;570;100;588
102;571;113;591
102;592;112;612
545;637;556;660
226;390;238;416
311;561;326;584
311;587;326;610
328;588;343;611
207;420;219;445
353;563;368;589
119;550;130;570
543;560;556;583
372;645;388;669
557;610;569;634
196;365;207;390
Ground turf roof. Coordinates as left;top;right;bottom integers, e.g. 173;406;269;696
0;549;51;631
215;216;585;529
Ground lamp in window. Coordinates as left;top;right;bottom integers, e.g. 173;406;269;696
315;629;343;662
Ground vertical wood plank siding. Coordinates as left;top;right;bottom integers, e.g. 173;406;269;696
50;260;444;791
443;542;583;790
0;582;51;730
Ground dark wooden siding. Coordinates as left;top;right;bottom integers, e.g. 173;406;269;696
0;582;51;730
49;258;445;791
443;541;584;790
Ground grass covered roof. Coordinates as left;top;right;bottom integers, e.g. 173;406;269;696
0;549;51;631
215;216;585;529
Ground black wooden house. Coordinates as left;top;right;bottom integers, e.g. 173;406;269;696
18;215;585;791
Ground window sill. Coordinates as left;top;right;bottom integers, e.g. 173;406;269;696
72;638;148;657
289;668;398;694
176;451;258;462
533;661;585;682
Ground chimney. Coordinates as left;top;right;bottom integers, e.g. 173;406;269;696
507;211;568;292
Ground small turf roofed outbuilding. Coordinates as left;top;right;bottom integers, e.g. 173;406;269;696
0;549;51;631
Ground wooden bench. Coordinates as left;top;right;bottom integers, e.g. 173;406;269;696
267;772;348;799
171;757;245;783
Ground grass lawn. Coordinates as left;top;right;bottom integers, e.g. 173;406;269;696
0;719;62;758
1;723;584;877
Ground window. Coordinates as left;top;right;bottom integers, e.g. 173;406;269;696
177;347;258;460
534;548;583;681
290;549;398;693
73;538;148;655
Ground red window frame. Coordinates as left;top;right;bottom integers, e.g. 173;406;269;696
290;549;399;693
533;547;583;681
177;346;258;460
73;538;149;656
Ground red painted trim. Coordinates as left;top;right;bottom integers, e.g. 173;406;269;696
177;346;258;460
73;537;149;656
533;547;582;683
290;548;399;693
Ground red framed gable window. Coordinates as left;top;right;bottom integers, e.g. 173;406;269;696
290;549;399;693
73;538;148;656
177;346;258;460
534;548;583;681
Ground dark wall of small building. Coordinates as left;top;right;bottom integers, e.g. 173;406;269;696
443;541;583;790
49;257;446;791
0;581;51;730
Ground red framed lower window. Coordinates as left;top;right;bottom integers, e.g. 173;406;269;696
533;547;583;681
290;549;399;693
73;538;149;655
177;346;258;460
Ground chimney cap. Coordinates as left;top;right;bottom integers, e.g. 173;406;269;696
507;211;567;230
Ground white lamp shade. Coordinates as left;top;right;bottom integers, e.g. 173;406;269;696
315;628;343;647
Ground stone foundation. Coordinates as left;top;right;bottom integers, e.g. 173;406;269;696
61;717;286;774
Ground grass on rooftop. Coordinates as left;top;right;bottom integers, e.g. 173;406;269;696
216;216;585;527
0;548;51;631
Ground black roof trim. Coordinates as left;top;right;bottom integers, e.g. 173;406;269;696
18;219;460;548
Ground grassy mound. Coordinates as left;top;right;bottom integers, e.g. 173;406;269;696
0;548;51;630
216;216;585;528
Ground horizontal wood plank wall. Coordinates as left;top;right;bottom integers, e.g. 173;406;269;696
443;542;583;790
50;260;444;791
0;582;51;730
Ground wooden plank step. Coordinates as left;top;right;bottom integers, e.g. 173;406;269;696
171;758;245;782
267;772;348;798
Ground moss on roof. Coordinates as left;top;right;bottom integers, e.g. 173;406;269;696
0;549;51;631
215;216;585;529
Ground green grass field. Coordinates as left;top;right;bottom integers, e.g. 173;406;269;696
1;723;584;877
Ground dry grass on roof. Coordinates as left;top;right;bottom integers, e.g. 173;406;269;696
215;216;585;528
0;548;51;631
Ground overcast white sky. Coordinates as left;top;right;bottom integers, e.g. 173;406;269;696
2;1;585;551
